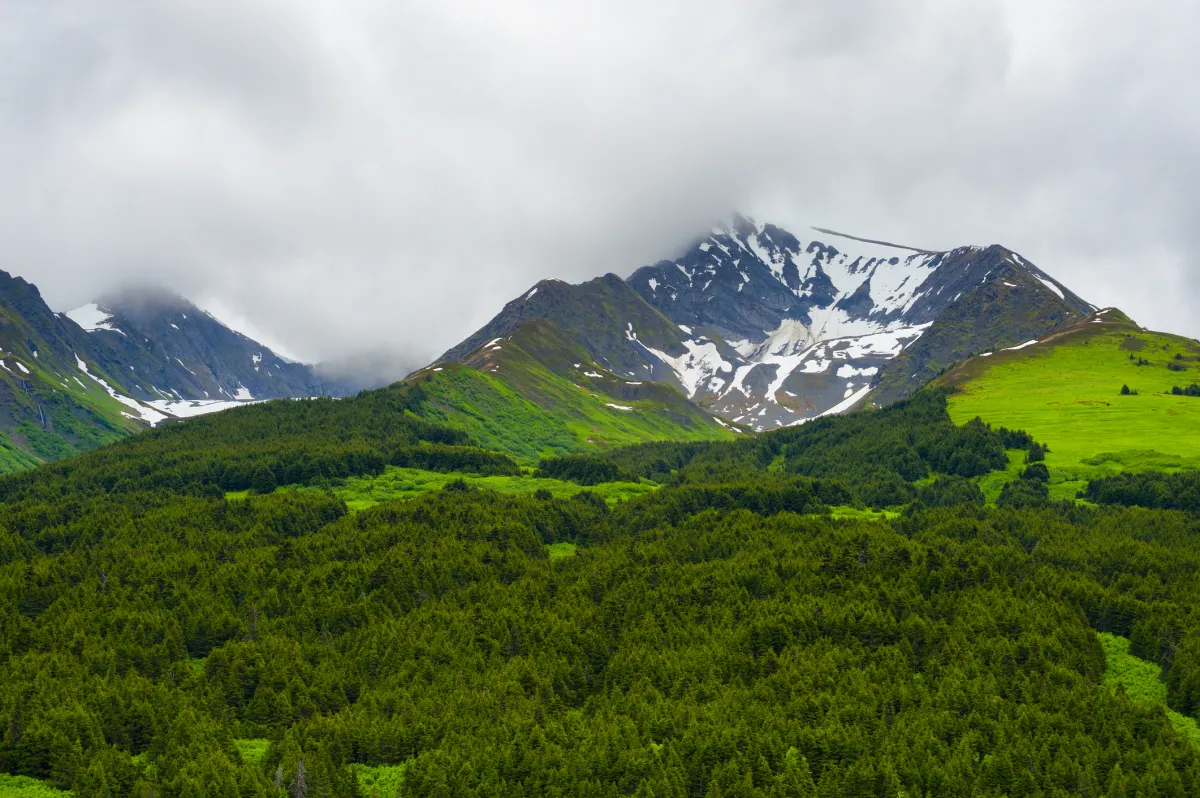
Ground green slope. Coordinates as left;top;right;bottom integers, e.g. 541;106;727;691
872;263;1087;405
406;319;734;462
940;309;1200;493
0;272;150;470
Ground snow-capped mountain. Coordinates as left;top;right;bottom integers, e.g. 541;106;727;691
440;216;1093;430
65;288;325;415
0;270;349;471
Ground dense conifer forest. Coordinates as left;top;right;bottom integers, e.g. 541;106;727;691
2;389;1200;796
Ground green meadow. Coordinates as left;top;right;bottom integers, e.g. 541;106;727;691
0;774;72;797
330;466;657;511
229;466;660;511
1098;633;1200;749
944;313;1200;494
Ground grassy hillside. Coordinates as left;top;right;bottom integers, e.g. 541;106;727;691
406;321;733;462
940;309;1200;495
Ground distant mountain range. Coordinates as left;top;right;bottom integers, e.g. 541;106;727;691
0;214;1099;470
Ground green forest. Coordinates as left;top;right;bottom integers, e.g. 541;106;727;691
2;387;1200;796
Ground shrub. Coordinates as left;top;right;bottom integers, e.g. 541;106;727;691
998;478;1049;508
1022;462;1050;483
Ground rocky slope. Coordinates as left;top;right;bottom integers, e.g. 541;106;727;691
440;216;1094;430
67;288;323;408
0;272;330;471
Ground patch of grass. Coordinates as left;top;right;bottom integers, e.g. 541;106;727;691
327;467;658;512
547;542;577;559
1098;632;1200;749
224;490;251;501
829;506;901;521
944;318;1200;488
354;764;406;798
234;738;271;767
0;773;72;797
975;449;1026;505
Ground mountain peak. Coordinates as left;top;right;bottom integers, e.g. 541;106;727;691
434;216;1097;432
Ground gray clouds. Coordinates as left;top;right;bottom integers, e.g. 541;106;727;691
0;0;1197;366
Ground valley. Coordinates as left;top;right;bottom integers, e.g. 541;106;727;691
1;218;1200;797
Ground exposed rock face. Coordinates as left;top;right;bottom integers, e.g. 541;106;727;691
71;288;322;403
441;216;1093;430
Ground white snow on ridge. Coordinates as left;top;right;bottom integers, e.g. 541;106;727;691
73;354;168;425
234;386;254;401
1004;339;1039;351
605;403;633;411
146;398;261;420
65;303;124;335
1034;275;1065;300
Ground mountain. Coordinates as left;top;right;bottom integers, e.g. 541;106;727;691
65;288;323;406
0;273;329;471
438;215;1094;430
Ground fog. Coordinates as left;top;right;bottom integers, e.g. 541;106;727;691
2;0;1196;367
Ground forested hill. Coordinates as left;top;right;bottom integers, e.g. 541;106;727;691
3;385;1200;796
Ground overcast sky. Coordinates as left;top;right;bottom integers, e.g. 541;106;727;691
1;1;1197;366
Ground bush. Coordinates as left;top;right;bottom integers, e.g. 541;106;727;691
1022;463;1050;483
998;478;1049;509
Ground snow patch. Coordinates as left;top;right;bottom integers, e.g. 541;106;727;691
74;354;169;425
1004;339;1039;351
1034;275;1065;299
605;403;633;411
836;365;879;378
65;303;124;335
635;338;732;398
146;399;260;420
790;385;873;425
234;386;254;401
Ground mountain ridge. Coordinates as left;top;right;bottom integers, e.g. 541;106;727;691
436;215;1094;431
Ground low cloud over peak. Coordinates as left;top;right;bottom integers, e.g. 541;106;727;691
2;0;1197;366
